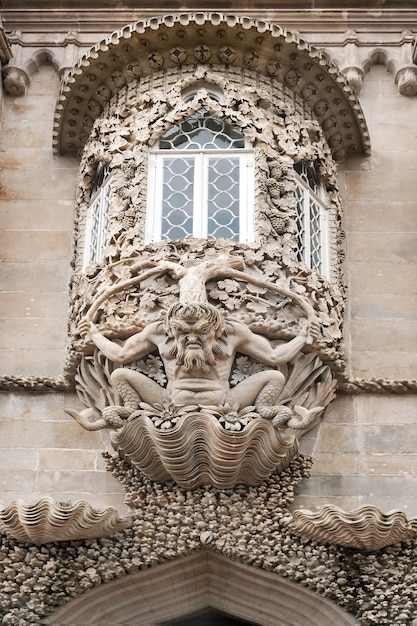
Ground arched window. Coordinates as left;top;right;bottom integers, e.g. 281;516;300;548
82;162;111;268
294;161;329;277
146;110;254;242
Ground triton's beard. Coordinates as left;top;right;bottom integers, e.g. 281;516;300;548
171;341;224;373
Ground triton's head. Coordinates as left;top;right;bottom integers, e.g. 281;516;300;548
166;302;226;373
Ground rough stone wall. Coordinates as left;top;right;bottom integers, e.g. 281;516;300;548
0;66;74;377
0;22;416;520
0;65;125;510
294;64;417;516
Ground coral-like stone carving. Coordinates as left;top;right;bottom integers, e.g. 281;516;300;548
287;505;417;551
0;498;130;544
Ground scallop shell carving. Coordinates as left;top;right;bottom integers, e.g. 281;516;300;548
0;498;131;545
111;411;298;489
288;505;417;551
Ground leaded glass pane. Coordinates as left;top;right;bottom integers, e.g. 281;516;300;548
86;180;111;265
207;156;240;239
161;157;194;239
294;182;306;263
294;161;319;194
310;198;322;272
159;110;245;150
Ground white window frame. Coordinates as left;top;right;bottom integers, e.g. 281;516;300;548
146;149;254;243
294;169;330;278
82;176;111;269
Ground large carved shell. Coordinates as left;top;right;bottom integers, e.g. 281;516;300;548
0;498;131;545
288;505;417;551
111;411;298;489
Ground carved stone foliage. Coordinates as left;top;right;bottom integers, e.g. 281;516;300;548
74;68;344;282
68;239;340;488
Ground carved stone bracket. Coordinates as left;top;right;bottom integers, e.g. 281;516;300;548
395;66;417;96
2;65;29;96
331;30;417;97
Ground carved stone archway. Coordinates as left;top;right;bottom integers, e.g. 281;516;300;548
54;12;370;161
45;550;359;626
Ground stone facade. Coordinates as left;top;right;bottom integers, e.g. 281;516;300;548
0;3;416;625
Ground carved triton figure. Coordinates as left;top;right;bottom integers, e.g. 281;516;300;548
68;300;320;430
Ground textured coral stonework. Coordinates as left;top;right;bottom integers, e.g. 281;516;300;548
1;455;416;625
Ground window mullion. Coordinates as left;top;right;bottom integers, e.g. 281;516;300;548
195;153;207;238
304;188;312;268
240;153;254;242
320;204;329;278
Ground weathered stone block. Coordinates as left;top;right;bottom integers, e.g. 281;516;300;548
0;448;37;470
0;318;67;350
0;292;68;319
314;424;360;454
348;232;417;264
38;449;98;471
356;394;417;425
0;261;71;292
349;261;417;295
0;230;72;261
0;421;103;450
0;392;65;421
0;348;66;376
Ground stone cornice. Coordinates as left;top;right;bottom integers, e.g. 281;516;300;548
2;7;417;35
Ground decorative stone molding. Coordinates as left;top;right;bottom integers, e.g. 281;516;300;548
53;13;370;159
2;371;416;395
337;376;417;394
0;498;130;544
1;42;81;95
45;551;360;626
330;30;417;96
287;505;417;552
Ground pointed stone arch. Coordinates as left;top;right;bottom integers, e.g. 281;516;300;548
45;550;359;626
